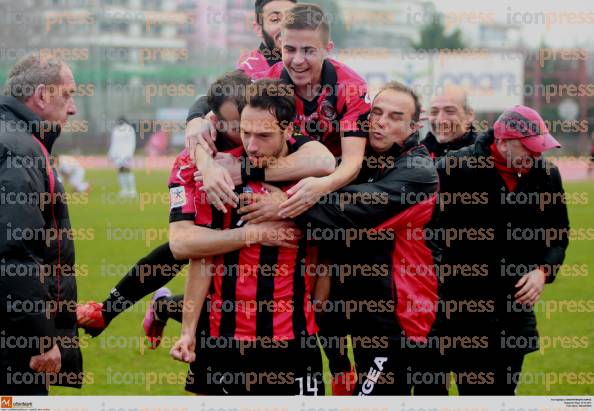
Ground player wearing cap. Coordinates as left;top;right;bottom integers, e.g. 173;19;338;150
170;79;324;395
435;105;570;395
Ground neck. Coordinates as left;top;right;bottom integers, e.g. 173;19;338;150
436;130;467;144
296;82;322;101
279;141;289;158
24;101;42;118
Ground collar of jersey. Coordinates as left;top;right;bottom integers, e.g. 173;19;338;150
280;59;338;97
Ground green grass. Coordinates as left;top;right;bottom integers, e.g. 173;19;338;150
51;170;594;395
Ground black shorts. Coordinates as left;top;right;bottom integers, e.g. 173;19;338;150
353;336;447;396
185;335;324;395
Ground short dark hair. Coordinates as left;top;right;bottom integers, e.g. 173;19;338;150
207;70;252;117
282;3;330;44
245;79;295;130
255;0;297;26
376;81;422;122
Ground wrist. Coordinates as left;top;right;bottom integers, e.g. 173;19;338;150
241;159;266;183
245;225;262;246
181;328;195;337
316;176;332;197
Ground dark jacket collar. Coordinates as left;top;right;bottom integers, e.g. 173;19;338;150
422;128;477;157
475;129;495;155
0;95;61;152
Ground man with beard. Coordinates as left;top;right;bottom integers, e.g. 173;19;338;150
76;71;334;348
185;0;298;127
237;0;298;77
185;4;371;394
170;79;324;395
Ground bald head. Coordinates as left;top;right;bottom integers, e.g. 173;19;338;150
429;85;475;143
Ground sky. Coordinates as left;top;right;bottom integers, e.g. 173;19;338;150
434;0;594;48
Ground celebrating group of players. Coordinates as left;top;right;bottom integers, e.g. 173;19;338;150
77;0;571;396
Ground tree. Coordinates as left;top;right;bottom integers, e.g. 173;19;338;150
413;13;466;50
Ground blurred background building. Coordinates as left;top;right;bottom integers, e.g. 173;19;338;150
0;0;592;155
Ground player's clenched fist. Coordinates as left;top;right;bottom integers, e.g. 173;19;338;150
29;344;61;374
170;334;196;363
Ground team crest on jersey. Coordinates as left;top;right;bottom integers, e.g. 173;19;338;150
170;186;186;209
320;99;337;121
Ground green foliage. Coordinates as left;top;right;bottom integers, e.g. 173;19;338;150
413;13;467;51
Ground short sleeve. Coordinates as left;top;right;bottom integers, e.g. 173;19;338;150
168;151;198;223
338;80;370;138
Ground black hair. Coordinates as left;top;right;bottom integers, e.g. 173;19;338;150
207;70;252;117
255;0;297;25
245;79;295;130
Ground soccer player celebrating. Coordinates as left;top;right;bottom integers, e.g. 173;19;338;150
187;3;370;217
170;79;324;395
185;4;371;393
76;71;334;347
185;0;298;125
237;0;298;77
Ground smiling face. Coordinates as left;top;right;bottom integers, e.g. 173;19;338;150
429;89;474;143
257;0;296;50
240;105;290;168
281;28;330;92
368;89;418;153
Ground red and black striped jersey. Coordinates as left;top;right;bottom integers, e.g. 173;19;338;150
168;135;318;341
254;58;371;157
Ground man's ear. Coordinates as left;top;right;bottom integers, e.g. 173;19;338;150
283;121;294;139
325;40;334;53
465;108;476;128
32;84;47;110
495;137;506;154
253;18;263;39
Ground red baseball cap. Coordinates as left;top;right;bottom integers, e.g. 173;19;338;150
494;105;561;153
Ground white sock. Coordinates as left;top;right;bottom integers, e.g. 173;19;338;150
118;173;127;193
127;172;136;193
